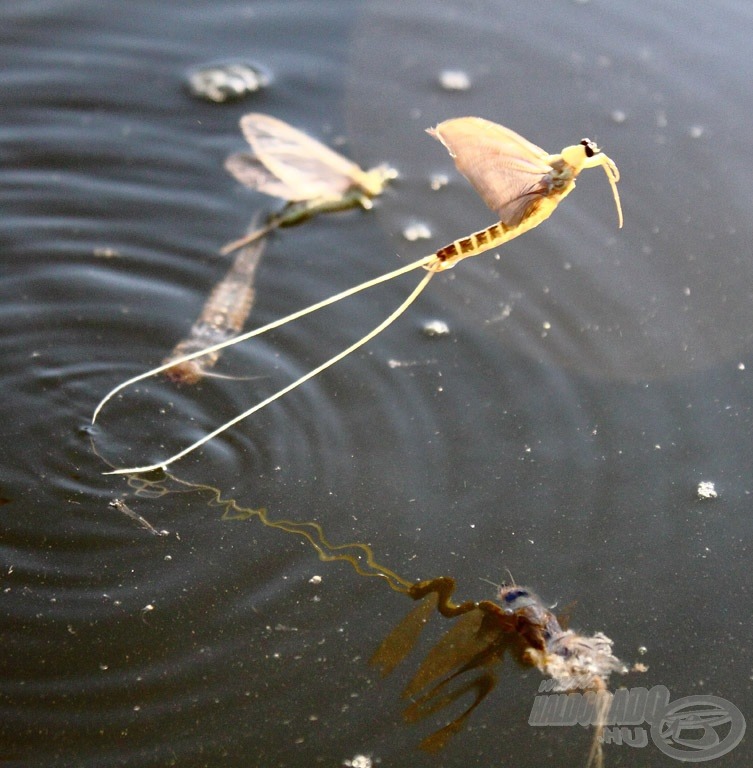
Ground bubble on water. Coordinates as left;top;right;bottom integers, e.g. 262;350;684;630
438;69;471;91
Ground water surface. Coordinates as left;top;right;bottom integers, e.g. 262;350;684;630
2;1;753;766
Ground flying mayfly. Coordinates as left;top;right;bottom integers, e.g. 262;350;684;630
219;113;397;255
94;116;622;474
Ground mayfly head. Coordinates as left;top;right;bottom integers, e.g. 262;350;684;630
498;585;539;612
560;138;623;228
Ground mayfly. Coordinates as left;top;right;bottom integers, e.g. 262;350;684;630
94;116;622;474
219;113;397;255
162;215;267;384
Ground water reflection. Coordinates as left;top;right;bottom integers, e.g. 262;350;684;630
122;466;634;767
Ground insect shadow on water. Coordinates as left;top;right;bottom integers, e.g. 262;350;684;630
121;468;633;768
92;116;622;474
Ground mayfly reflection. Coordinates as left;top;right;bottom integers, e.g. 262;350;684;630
220;113;397;255
94;116;622;474
162;215;267;384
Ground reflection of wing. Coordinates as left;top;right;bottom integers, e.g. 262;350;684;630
428;117;554;228
237;113;367;200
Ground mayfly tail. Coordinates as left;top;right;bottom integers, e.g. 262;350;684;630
104;267;436;474
92;254;436;424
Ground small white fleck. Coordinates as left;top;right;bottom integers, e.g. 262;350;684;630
430;173;449;190
438;70;471;91
343;755;374;768
697;481;717;500
402;222;432;241
688;125;705;139
610;109;626;124
93;247;120;258
309;575;322;584
738;363;745;371
422;319;450;337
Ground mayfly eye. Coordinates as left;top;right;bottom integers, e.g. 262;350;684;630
503;588;529;603
580;138;597;158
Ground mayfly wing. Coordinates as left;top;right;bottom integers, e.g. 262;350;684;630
428;117;555;228
224;151;307;201
239;113;368;199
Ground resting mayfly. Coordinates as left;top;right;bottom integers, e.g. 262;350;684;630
94;116;622;474
220;113;397;255
162;216;267;384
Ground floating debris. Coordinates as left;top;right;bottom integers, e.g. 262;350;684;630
610;109;627;124
163;217;267;384
110;498;169;536
186;62;270;103
343;755;375;768
422;319;450;337
688;124;705;139
696;481;718;500
93;247;120;259
438;69;472;91
429;172;449;190
402;221;432;241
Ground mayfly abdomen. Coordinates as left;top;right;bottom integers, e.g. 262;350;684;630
433;220;513;268
163;236;265;384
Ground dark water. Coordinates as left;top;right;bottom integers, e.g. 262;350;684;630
3;1;753;766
